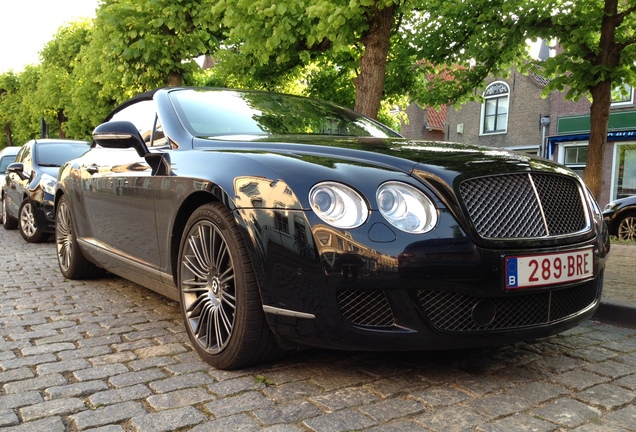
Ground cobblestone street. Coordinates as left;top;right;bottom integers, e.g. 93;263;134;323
1;229;635;431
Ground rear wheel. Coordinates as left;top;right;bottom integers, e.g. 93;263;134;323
178;202;281;369
19;200;48;243
56;195;104;279
2;196;17;230
616;213;636;241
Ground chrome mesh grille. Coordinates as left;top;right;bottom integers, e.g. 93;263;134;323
416;277;600;332
459;174;588;239
337;289;396;328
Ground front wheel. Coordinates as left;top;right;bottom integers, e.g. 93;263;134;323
178;202;281;369
56;195;104;279
19;200;48;243
617;213;636;241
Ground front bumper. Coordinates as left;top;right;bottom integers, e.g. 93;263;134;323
34;200;56;233
254;211;609;352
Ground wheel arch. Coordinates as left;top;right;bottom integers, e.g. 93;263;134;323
169;190;266;291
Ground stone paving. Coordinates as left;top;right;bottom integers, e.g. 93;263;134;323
0;228;635;431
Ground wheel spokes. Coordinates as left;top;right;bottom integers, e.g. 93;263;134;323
56;204;73;272
619;217;636;240
181;221;236;354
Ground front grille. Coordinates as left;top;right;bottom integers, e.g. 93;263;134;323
459;173;588;239
337;289;396;328
417;277;600;332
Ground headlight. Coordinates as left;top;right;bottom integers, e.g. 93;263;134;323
39;173;57;195
377;182;437;233
309;182;368;229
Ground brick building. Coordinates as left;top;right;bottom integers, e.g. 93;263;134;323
398;65;636;208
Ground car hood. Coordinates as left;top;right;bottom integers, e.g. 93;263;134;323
198;135;575;180
39;166;61;179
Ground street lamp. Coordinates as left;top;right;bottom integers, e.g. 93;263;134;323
540;115;551;158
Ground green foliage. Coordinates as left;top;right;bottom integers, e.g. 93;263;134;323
96;0;220;90
2;0;634;157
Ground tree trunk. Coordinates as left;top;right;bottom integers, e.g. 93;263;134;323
3;126;12;146
353;4;396;119
57;109;67;138
583;0;619;199
585;82;611;199
168;71;183;87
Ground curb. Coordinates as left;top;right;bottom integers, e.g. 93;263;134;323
593;300;636;329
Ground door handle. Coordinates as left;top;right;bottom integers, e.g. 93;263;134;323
86;165;99;174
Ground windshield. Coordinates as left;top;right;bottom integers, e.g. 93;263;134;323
169;89;401;139
35;143;90;167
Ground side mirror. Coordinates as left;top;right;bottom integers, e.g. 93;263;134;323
92;121;149;158
7;162;28;180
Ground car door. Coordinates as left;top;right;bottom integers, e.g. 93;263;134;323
5;144;30;218
79;100;163;269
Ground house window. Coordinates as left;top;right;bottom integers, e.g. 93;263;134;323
481;82;509;134
561;143;588;178
611;83;634;107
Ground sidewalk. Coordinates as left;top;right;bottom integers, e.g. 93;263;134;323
595;242;636;328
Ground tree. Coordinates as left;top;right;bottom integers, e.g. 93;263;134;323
212;0;418;119
96;0;220;90
213;0;636;199
0;72;20;146
415;0;636;199
34;20;93;138
530;0;636;199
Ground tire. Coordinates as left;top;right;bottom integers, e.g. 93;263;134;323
55;195;104;279
178;202;281;370
2;196;17;230
19;200;48;243
616;213;636;241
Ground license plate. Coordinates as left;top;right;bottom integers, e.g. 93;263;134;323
505;247;594;289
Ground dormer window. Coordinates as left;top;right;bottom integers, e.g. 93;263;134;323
481;82;509;135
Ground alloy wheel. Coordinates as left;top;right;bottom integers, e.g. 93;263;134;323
618;215;636;241
56;200;74;273
180;221;237;354
20;202;37;237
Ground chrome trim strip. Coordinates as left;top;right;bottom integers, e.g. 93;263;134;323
78;238;170;281
527;173;551;236
262;305;316;319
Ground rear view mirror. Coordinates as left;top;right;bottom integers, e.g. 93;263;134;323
92;121;149;158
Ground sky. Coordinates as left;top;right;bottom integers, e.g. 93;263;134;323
0;0;100;74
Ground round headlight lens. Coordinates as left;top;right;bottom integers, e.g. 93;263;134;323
309;182;368;229
377;182;437;233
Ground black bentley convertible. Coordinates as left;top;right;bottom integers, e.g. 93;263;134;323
55;87;610;369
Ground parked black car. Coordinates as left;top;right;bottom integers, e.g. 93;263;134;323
0;146;20;224
3;139;90;242
55;87;610;369
603;195;636;241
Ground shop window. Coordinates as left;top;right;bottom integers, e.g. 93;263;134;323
561;144;588;178
613;143;636;199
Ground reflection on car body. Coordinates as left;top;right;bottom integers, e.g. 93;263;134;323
55;87;610;369
0;146;20;224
